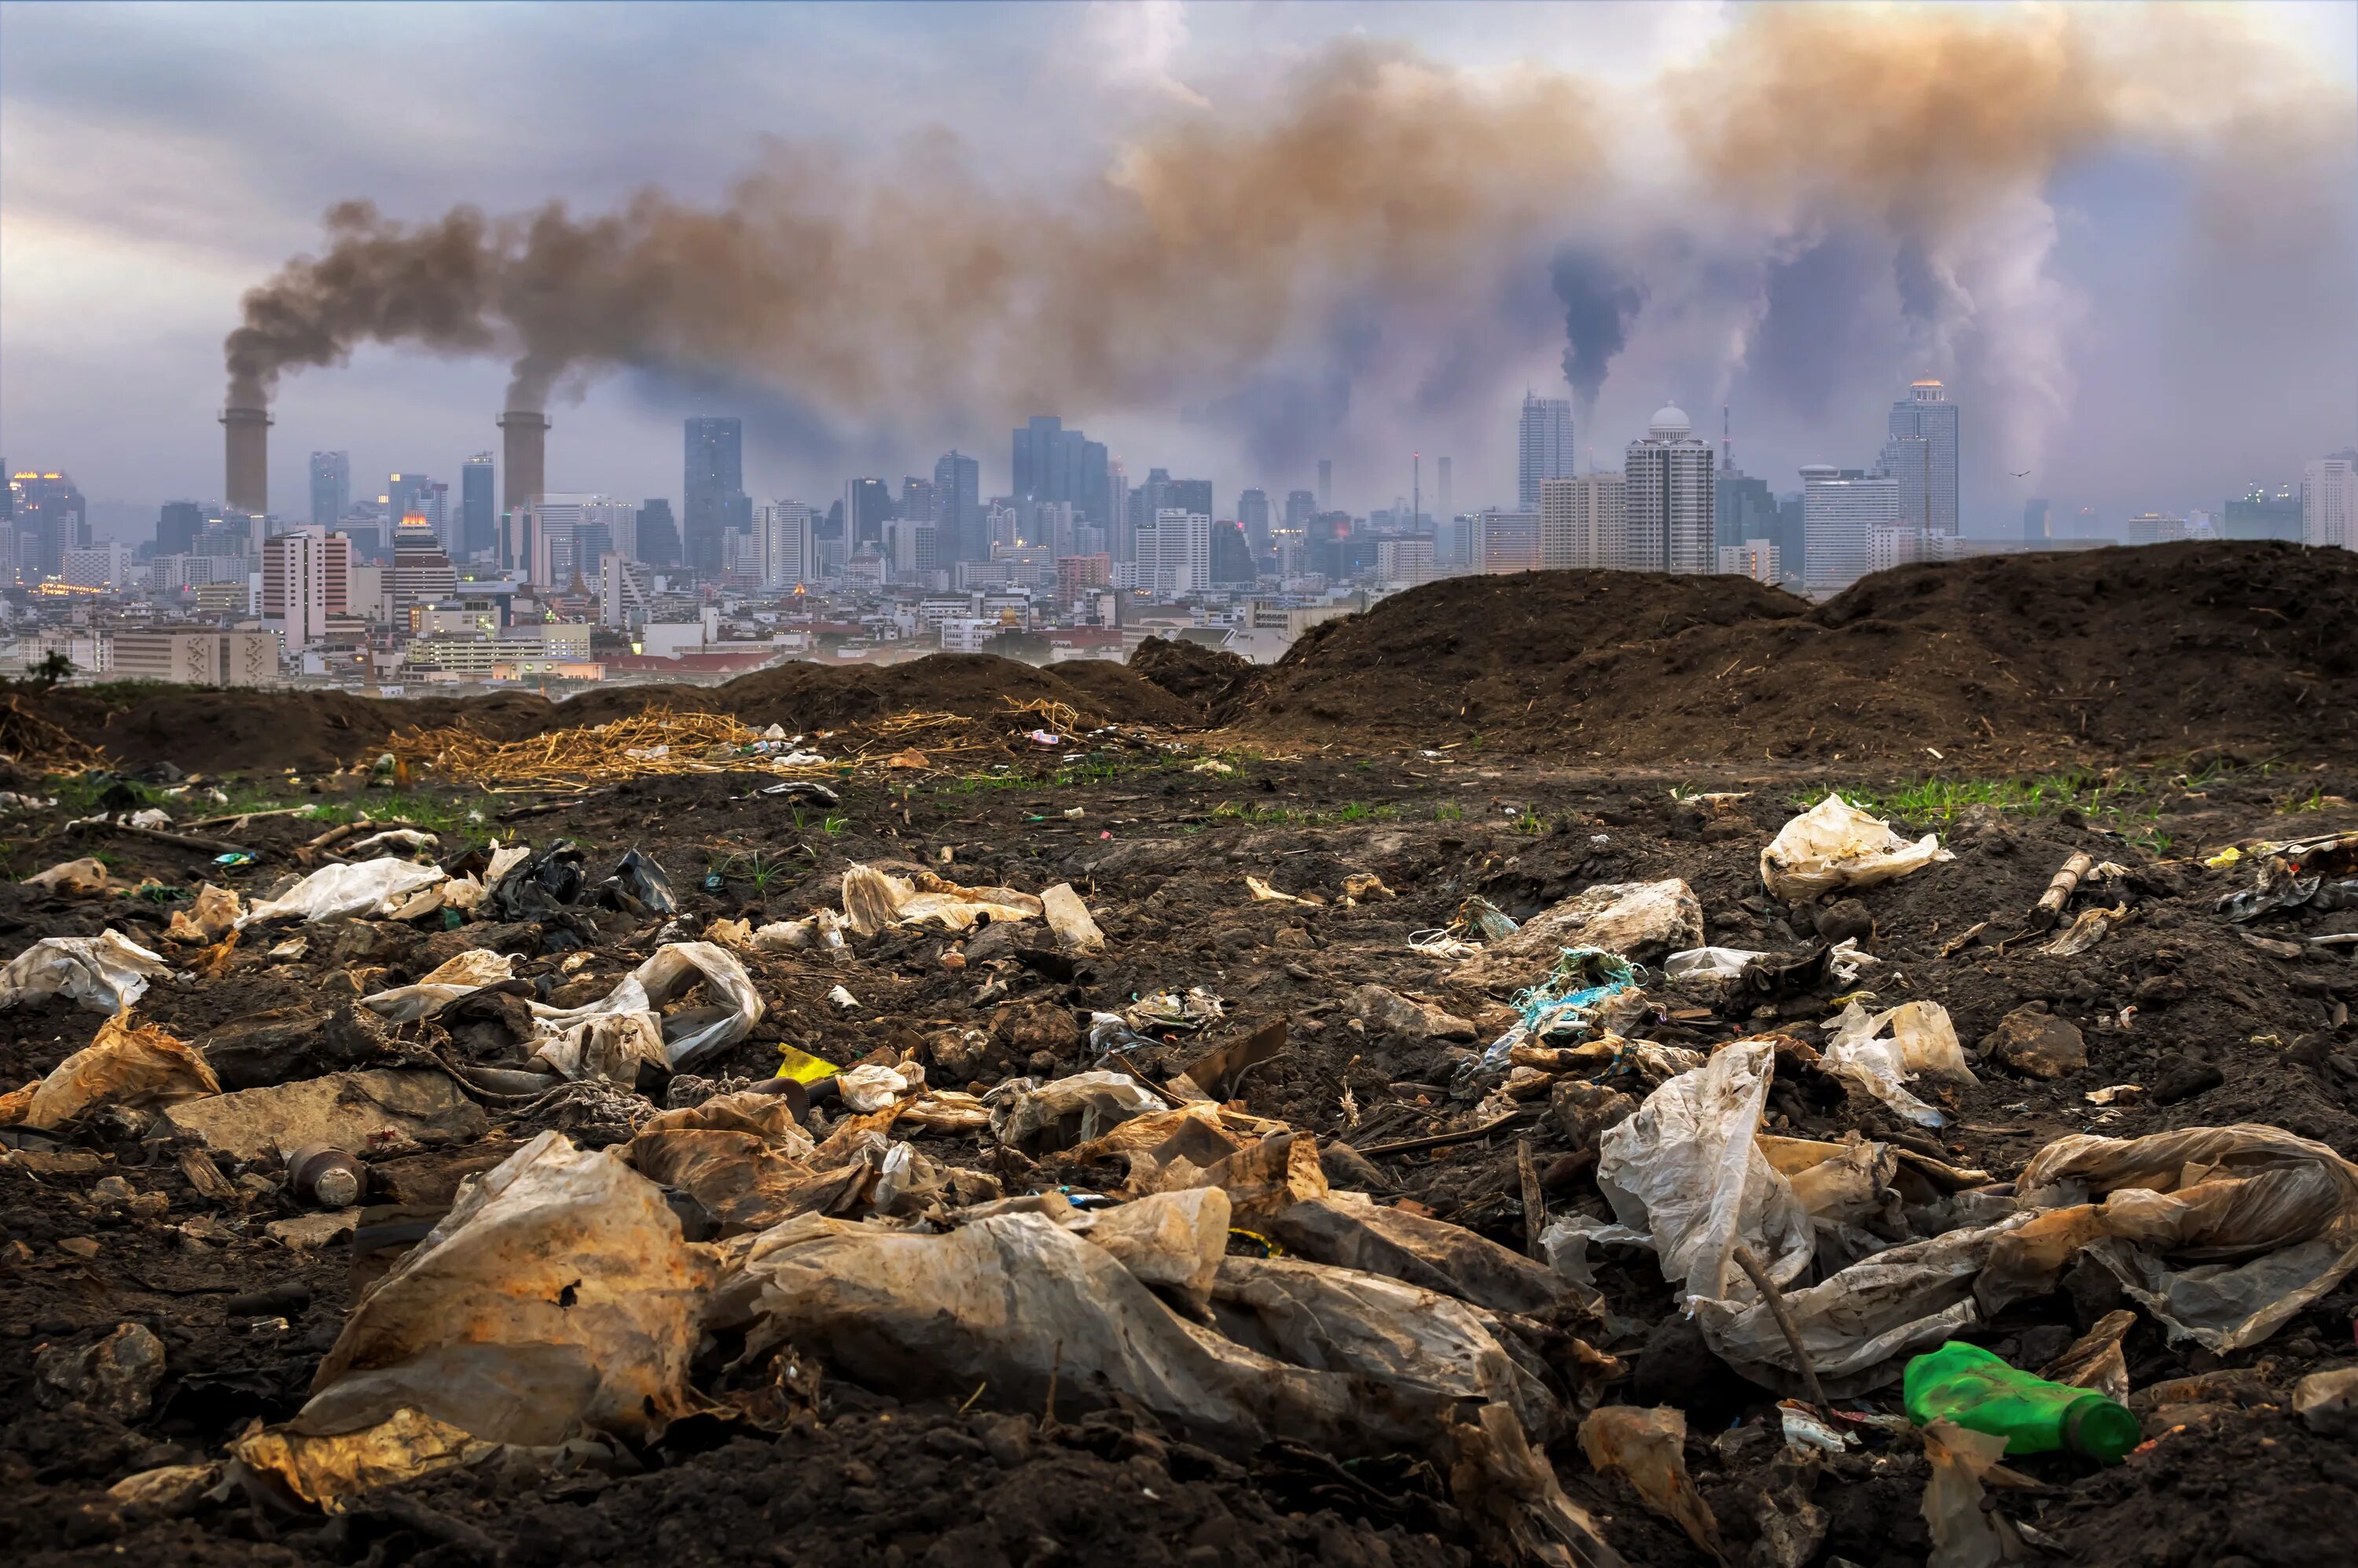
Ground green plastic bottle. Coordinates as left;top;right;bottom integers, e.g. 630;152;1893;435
1903;1341;2141;1463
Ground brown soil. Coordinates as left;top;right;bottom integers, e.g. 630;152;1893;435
1232;542;2358;766
1132;636;1256;708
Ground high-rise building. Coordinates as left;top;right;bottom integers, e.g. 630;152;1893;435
387;472;432;538
1436;457;1453;520
1541;475;1625;571
934;450;982;564
2304;457;2356;550
1167;479;1213;522
508;494;637;587
1878;433;1933;534
461;454;496;560
901;476;938;530
391;516;457;621
755;502;817;588
1210;520;1255;584
1237;489;1271;559
309;451;351;529
1137;509;1211;597
2023;498;2051;542
157;501;205;557
262;528;334;647
1802;465;1898;596
1519;393;1576;510
10;470;87;578
2224;483;2301;541
1714;469;1780;551
1622;404;1715;574
684;416;746;577
1011;417;1111;524
847;478;894;548
1475;509;1543;574
1317;459;1332;511
1884;380;1958;534
637;500;681;567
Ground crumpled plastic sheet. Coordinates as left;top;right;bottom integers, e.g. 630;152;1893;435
1478;947;1642;1068
527;942;764;1078
1820;1000;1975;1129
1760;793;1952;901
986;1069;1166;1151
0;1012;219;1129
360;950;520;1023
240;857;452;926
1662;946;1768;982
840;864;1044;937
1457;879;1702;991
0;931;175;1012
165;884;243;944
1580;1406;1722;1560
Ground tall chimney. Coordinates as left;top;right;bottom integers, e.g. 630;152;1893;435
222;406;271;516
498;411;549;512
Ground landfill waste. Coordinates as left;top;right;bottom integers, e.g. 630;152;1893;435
163;1068;487;1162
526;942;763;1078
1918;1419;2021;1568
1820;1000;1975;1128
1578;1405;1722;1559
1040;881;1106;954
840;862;1045;935
24;857;117;896
0;931;174;1012
1903;1340;2141;1461
1480;947;1644;1068
0;1012;219;1129
241;856;453;924
1761;793;1952;900
2216;829;2358;922
603;847;678;916
1457;879;1700;990
163;883;243;942
287;1143;366;1207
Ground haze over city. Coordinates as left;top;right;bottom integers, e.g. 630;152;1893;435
5;0;2353;540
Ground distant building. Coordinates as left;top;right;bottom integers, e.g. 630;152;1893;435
847;477;894;549
2305;458;2356;550
755;501;817;589
1210;520;1256;584
599;555;656;630
61;542;135;589
2124;512;2193;545
158;501;205;557
110;628;277;687
637;500;681;567
387;472;434;541
1622;404;1715;574
1056;553;1112;602
1541;474;1624;571
1012;417;1111;525
1518;393;1575;510
684;417;747;577
260;528;344;647
1237;489;1272;559
309;451;351;529
934;450;982;564
10;469;86;578
461;454;496;560
1475;509;1543;574
1375;537;1438;586
1717;540;1780;583
1885;380;1958;534
392;516;457;620
1714;468;1779;552
1137;509;1211;597
2225;483;2302;541
1802;465;1898;596
2023;498;2051;542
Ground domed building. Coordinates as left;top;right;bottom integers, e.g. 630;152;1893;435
1625;400;1716;574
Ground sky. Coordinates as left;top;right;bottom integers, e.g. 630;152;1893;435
2;0;2354;541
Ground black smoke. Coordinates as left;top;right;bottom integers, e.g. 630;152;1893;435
1548;249;1644;405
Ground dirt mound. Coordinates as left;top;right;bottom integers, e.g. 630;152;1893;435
1237;542;2358;765
1029;657;1205;727
39;687;556;775
1131;635;1255;708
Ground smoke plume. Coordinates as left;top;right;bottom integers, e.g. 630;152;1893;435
224;5;2345;478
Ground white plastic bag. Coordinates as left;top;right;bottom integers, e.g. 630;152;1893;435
1821;1000;1975;1129
361;949;519;1023
527;941;763;1078
0;931;174;1012
840;864;1042;936
241;857;451;925
1760;794;1952;900
1662;946;1767;982
1458;879;1702;988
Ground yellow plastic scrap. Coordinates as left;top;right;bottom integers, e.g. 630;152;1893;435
774;1044;841;1084
232;1407;498;1509
2204;847;2242;869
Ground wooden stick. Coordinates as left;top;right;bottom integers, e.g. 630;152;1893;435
1732;1242;1832;1420
1516;1137;1547;1258
182;805;321;830
1357;1108;1532;1159
70;819;254;857
2024;851;2095;935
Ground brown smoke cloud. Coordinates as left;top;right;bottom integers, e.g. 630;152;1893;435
222;4;2342;448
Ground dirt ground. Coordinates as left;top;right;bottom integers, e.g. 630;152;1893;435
5;549;2357;1567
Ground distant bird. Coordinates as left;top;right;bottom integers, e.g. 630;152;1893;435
2009;469;2033;478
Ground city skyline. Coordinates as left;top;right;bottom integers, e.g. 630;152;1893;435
3;2;2352;535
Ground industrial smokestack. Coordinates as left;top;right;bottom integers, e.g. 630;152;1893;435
497;411;549;512
222;406;271;516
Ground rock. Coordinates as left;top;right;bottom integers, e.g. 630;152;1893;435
924;1027;993;1084
1350;983;1477;1042
1456;879;1702;990
1813;898;1876;947
1980;1004;2088;1079
162;1067;488;1162
2150;1052;2225;1106
35;1323;167;1419
2293;1366;2358;1438
266;1210;359;1251
57;1236;100;1258
991;1001;1083;1058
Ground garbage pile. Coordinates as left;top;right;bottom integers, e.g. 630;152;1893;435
2;758;2355;1568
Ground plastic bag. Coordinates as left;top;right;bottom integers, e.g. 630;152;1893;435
602;849;676;916
0;1012;219;1129
1041;883;1106;955
840;864;1042;936
986;1070;1166;1152
1761;794;1952;901
1580;1406;1723;1560
299;1132;713;1451
0;931;174;1012
25;857;116;896
1085;1188;1232;1308
527;941;763;1078
749;909;848;953
361;949;519;1023
241;857;450;925
166;884;243;943
1919;1419;2019;1568
1457;879;1702;989
1596;1038;1815;1303
1662;946;1768;982
1821;1000;1975;1129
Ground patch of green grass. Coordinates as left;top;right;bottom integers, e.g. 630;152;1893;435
306;789;483;836
2281;787;2329;813
1809;769;2187;853
1434;802;1464;822
821;814;850;835
933;769;1034;795
1208;799;1400;828
1513;806;1547;835
716;849;796;890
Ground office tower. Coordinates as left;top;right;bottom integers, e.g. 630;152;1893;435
1137;509;1211;597
2224;485;2300;541
387;472;432;539
1107;461;1132;563
847;478;894;547
884;514;938;578
636;500;681;567
157;501;205;556
1714;468;1779;550
1436;457;1452;520
2023;498;2051;542
1622;404;1716;574
1541;475;1625;571
461;454;496;560
1210;520;1255;584
1885;380;1959;534
901;477;938;531
308;451;351;528
510;494;635;586
1011;417;1111;524
1168;479;1213;523
1317;459;1332;510
1284;490;1315;531
754;502;817;588
261;528;332;647
684;416;746;577
1127;467;1173;535
1237;489;1271;557
934;450;982;564
1802;465;1898;596
1879;433;1932;534
11;469;86;577
391;516;457;619
2305;457;2356;550
1475;509;1543;574
1519;393;1576;509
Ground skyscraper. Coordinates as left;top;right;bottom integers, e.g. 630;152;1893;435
387;472;432;536
2023;498;2051;542
684;416;746;577
1885;380;1958;534
1519;393;1576;510
1237;489;1271;558
461;454;496;560
1012;417;1111;524
1541;475;1624;571
1802;465;1898;596
847;478;894;549
1317;459;1332;510
157;501;205;556
309;451;351;529
2304;457;2356;550
934;450;982;564
1436;457;1452;520
1622;404;1714;574
636;500;681;567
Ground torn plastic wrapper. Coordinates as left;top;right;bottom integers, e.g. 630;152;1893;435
1041;882;1106;955
360;950;520;1023
749;909;848;953
1579;1406;1722;1561
1478;948;1644;1069
0;931;175;1012
1456;879;1702;991
166;884;244;944
0;1012;219;1129
1662;946;1768;984
527;942;764;1078
241;857;452;925
1820;1001;1975;1129
986;1070;1166;1153
1919;1419;2020;1568
1263;1189;1597;1321
1760;794;1952;901
841;864;1043;937
25;857;116;896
